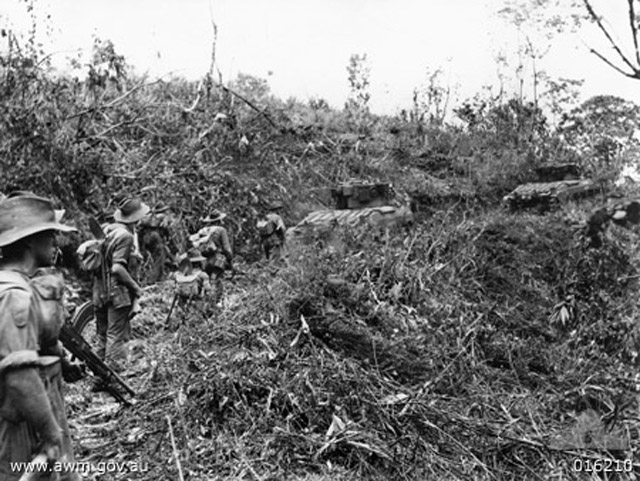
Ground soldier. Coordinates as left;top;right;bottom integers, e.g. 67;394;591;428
94;198;149;379
138;204;180;284
0;194;82;480
258;201;286;261
169;248;212;326
190;209;233;305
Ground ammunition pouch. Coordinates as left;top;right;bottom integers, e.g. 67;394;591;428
204;253;228;274
263;234;282;249
110;284;133;309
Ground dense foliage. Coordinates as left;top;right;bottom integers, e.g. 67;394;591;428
4;28;640;481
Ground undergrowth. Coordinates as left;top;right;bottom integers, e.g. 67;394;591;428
89;208;640;480
4;23;640;480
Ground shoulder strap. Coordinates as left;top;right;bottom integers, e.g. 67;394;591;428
103;227;125;262
101;227;128;297
29;272;64;300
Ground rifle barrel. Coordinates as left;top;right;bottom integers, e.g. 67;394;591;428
59;324;135;401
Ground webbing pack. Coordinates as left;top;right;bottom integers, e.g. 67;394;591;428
257;219;275;237
175;273;201;299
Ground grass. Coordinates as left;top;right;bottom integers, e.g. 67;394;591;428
3;43;637;479
65;199;640;480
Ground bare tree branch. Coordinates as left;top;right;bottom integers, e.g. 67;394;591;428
208;0;222;84
582;0;639;75
220;84;280;130
202;4;281;130
581;37;640;78
65;79;153;120
525;36;539;108
628;0;640;66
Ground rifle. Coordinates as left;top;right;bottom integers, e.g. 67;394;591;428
59;324;135;405
18;453;48;481
19;453;74;481
165;292;179;329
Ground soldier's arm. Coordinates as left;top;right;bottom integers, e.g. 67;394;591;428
5;367;62;456
112;264;142;296
0;289;62;459
200;272;212;295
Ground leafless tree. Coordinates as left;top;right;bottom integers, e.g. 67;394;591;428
581;0;640;79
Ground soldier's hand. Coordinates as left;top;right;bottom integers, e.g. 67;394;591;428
41;422;63;463
43;442;61;464
62;359;85;383
129;298;142;320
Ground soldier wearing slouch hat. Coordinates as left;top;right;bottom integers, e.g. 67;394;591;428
190;209;233;305
0;193;81;480
91;198;149;382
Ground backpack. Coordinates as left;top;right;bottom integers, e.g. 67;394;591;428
76;216;109;273
190;227;216;251
0;269;65;354
257;219;275;238
77;240;105;272
202;235;218;255
175;273;201;299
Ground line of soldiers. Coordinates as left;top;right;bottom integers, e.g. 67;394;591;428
0;191;287;479
0;194;155;479
188;209;234;306
166;202;288;328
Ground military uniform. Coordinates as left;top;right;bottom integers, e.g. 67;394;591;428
260;212;286;261
0;195;79;480
259;202;286;262
138;210;177;284
94;199;148;372
94;223;138;370
190;211;232;304
170;249;212;325
0;271;80;480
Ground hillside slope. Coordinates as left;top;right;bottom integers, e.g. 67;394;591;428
2;51;640;479
66;204;640;480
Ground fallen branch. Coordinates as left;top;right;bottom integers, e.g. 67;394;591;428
166;415;185;481
219;83;281;131
181;79;203;114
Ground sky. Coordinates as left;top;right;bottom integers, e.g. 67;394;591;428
1;0;640;115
